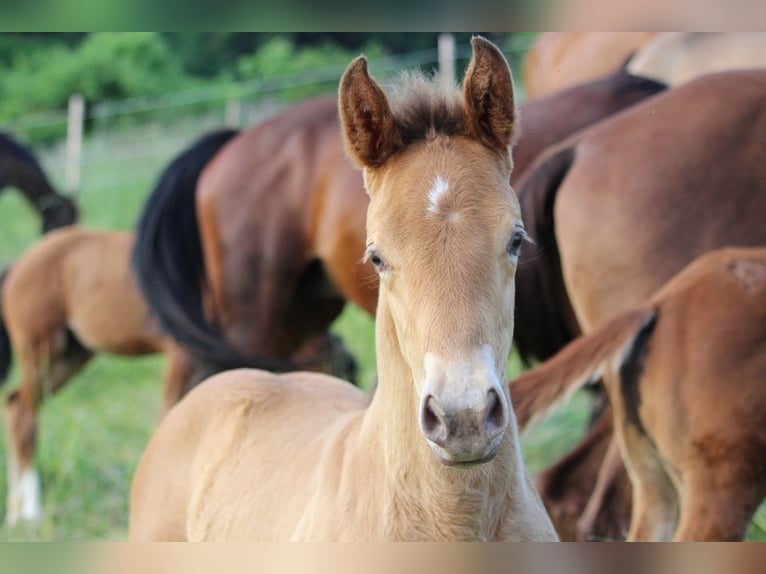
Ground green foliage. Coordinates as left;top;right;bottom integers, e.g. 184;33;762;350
0;33;186;140
234;36;384;101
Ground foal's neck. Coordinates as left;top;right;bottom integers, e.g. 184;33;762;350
360;296;525;540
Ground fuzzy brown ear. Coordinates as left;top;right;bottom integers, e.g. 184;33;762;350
339;56;401;168
462;36;518;154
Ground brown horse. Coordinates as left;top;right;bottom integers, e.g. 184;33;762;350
513;247;766;541
0;132;77;233
522;32;657;99
0;228;191;525
129;37;557;542
514;70;766;539
132;63;665;376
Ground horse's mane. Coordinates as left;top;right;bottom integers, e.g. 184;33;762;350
388;71;465;144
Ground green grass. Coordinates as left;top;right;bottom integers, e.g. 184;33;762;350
1;118;763;541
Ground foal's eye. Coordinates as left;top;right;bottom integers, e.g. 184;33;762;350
366;246;387;273
507;231;525;258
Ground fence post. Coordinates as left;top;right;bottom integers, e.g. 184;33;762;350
438;33;456;92
65;93;84;194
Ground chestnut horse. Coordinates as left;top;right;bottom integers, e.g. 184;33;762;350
0;132;77;233
514;70;766;539
129;37;557;542
0;228;192;525
132;63;665;376
522;33;657;99
513;247;766;541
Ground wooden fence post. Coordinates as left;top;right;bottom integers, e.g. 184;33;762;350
65;93;84;194
438;33;456;93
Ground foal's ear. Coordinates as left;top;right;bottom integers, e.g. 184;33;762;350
339;56;401;168
462;36;518;154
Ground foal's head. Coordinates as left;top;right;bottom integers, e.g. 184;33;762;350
340;37;523;467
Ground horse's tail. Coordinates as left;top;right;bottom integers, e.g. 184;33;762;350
511;307;657;432
514;145;579;366
134;129;314;373
0;266;13;384
132;129;241;366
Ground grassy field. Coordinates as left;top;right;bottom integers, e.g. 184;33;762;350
0;119;763;541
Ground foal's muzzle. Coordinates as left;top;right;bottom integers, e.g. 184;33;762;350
418;352;510;466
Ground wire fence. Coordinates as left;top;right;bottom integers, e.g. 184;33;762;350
2;35;534;211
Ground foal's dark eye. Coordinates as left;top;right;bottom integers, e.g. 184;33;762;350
367;246;387;272
507;231;525;258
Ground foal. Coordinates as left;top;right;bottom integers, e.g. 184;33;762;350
512;247;766;541
129;37;557;541
1;228;192;525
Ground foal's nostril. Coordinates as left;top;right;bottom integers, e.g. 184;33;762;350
484;388;507;437
421;395;448;445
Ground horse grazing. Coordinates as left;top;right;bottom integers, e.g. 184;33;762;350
129;37;557;542
522;32;657;99
514;70;766;539
513;247;766;541
628;32;766;87
132;66;665;379
0;228;189;525
0;132;77;232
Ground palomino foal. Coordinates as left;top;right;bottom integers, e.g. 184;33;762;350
129;37;556;541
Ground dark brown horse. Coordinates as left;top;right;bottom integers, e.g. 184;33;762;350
132;68;665;377
0;132;78;232
514;70;766;540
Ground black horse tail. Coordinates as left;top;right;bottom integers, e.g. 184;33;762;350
514;145;580;367
133;129;310;374
0;266;13;384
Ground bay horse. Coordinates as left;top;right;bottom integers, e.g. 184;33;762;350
0;132;78;232
129;37;557;542
512;247;766;541
514;70;766;539
521;32;657;99
132;62;665;376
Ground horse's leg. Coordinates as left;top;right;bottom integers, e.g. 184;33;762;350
672;472;764;541
4;333;91;525
4;345;43;526
575;435;623;541
620;428;678;542
160;344;197;416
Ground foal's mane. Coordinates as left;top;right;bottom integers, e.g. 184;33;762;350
387;71;464;144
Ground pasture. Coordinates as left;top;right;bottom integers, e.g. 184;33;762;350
1;36;765;540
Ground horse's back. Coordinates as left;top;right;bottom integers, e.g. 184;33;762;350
628;32;766;86
2;227;95;335
130;368;368;541
3;227;160;353
553;70;766;329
